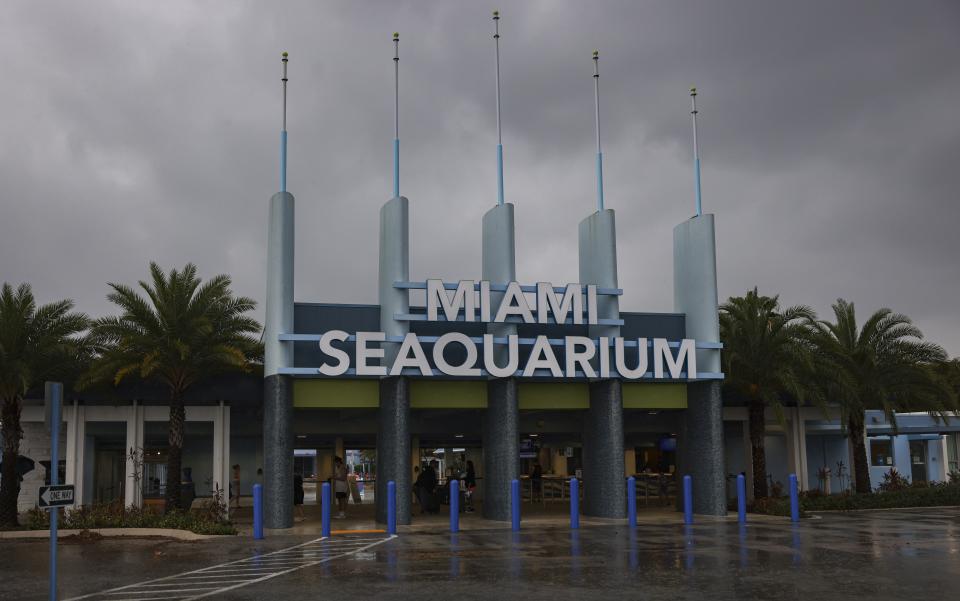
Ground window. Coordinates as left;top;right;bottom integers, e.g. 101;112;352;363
870;438;893;467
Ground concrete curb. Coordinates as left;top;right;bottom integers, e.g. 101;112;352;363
0;528;232;541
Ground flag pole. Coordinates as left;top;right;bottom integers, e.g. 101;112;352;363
280;52;289;193
593;50;604;212
691;86;702;216
393;32;400;198
494;10;505;206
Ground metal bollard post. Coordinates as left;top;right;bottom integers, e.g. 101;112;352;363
321;482;331;538
736;474;747;524
570;477;580;529
627;476;637;528
789;474;799;522
450;479;459;533
511;479;520;532
387;480;397;535
683;474;693;525
253;484;264;539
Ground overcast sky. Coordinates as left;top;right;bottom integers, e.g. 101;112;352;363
1;1;958;355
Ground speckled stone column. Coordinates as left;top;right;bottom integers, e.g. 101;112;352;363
679;381;726;515
583;379;626;518
263;374;293;528
674;214;726;516
483;377;519;521
376;376;411;525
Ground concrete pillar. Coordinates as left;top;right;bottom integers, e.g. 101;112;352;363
213;401;230;502
938;437;950;482
65;401;86;508
124;402;144;508
376;377;411;525
483;378;519;520
263;190;295;529
482;203;520;521
578;209;626;519
674;214;726;516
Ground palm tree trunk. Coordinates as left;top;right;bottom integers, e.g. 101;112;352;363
848;412;871;494
165;391;185;512
748;399;769;498
0;395;23;527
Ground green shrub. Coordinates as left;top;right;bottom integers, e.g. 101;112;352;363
878;468;909;492
749;481;960;515
21;500;236;535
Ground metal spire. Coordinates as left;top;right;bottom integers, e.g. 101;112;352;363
393;32;400;198
691;86;702;216
280;52;289;193
494;10;504;206
593;50;604;212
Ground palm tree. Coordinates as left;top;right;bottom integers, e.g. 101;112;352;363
85;263;261;511
720;288;819;499
813;299;951;494
0;283;88;527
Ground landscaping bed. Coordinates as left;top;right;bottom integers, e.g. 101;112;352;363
15;500;237;535
748;481;960;516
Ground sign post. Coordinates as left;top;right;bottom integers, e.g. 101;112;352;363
44;381;63;601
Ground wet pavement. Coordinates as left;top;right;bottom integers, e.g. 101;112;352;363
2;508;958;600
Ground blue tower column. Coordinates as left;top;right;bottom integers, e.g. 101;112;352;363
263;190;295;529
578;209;626;519
674;214;726;516
481;203;519;521
376;195;412;526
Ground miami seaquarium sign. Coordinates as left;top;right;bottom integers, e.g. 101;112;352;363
286;280;718;381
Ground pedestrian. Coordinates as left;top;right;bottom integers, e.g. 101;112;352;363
231;464;241;509
464;460;477;513
333;456;348;518
348;465;362;504
294;472;305;519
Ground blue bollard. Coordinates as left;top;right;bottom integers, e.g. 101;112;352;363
683;474;693;525
511;479;520;532
570;477;580;529
627;476;637;528
252;484;264;539
387;480;397;535
321;482;331;537
789;474;799;522
450;479;459;533
737;473;747;524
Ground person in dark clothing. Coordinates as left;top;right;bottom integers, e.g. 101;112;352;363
415;461;439;514
531;463;543;502
293;473;304;519
463;460;477;512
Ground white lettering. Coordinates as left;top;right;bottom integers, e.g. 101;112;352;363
389;333;432;376
564;336;596;378
654;338;696;379
433;332;481;376
537;282;584;325
587;285;598;325
483;333;519;378
493;281;535;324
523;335;563;377
318;330;350;376
615;338;648;379
599;336;610;378
355;331;387;376
427;279;475;322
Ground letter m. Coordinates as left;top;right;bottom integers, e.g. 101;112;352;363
427;279;475;322
654;339;697;379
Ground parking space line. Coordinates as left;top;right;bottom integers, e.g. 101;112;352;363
63;535;395;601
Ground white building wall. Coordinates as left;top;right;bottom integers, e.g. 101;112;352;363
16;421;67;512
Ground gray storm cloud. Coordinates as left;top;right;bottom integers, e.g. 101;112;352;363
0;0;957;354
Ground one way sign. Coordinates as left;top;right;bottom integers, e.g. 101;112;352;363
38;484;74;508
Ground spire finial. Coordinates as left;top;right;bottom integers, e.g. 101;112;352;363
690;86;702;216
494;10;505;206
280;52;289;193
592;50;603;211
393;33;400;198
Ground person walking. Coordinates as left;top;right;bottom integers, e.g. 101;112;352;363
333;456;348;518
293;472;305;520
464;460;477;513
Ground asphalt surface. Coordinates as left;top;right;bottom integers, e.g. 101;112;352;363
2;508;959;600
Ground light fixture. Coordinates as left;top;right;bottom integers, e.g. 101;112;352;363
454;434;464;438
296;435;306;439
529;433;539;437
